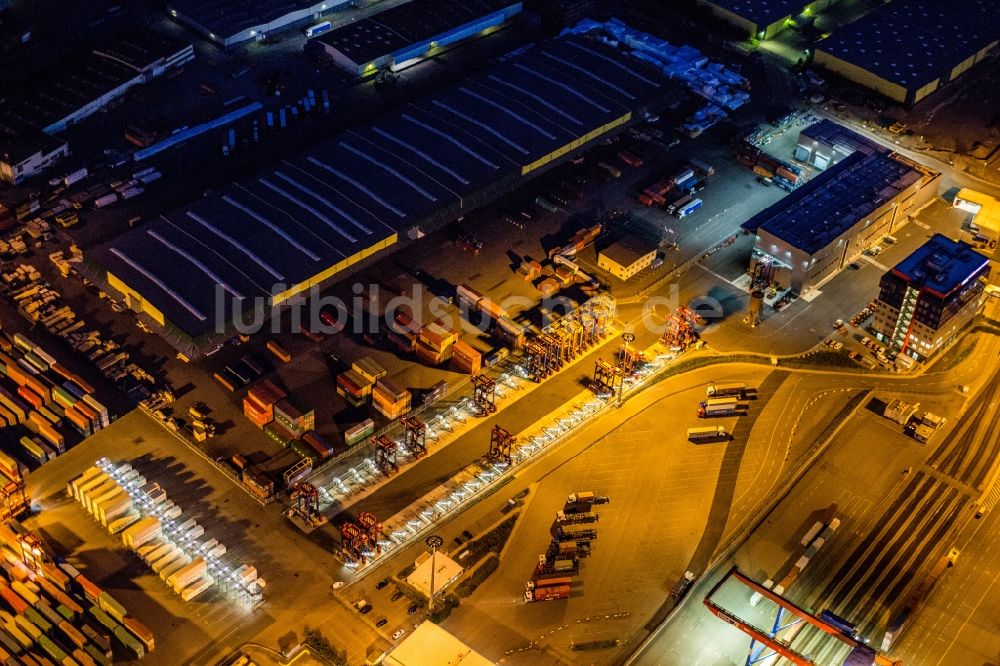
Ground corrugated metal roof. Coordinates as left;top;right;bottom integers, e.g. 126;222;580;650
744;150;923;255
90;35;664;338
816;0;1000;91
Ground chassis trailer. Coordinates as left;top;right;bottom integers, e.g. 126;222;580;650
687;426;729;443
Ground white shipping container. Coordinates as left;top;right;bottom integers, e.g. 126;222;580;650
94;194;118;208
169;557;206;592
144;543;175;566
234;564;257;585
108;512;140;535
159;554;192;582
68;467;104;500
151;547;183;573
63;168;88;187
135;539;165;560
180;576;214;601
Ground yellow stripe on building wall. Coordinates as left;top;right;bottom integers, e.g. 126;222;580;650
522;113;631;176
107;272;166;325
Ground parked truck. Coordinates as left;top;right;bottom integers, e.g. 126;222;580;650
567;491;609;505
524;584;570;602
555;510;598;525
670;571;697;600
554;527;597;542
686;426;728;443
697;397;743;418
526;576;572;591
706;383;755;398
537;555;579;576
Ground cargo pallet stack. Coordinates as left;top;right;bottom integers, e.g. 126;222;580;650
371;378;411;420
1;261;157;404
243;379;286;429
69;460;264;608
0;330;109;466
415;321;458;366
0;519;156;662
336;369;372;407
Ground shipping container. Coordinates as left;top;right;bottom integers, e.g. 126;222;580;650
266;340;291;363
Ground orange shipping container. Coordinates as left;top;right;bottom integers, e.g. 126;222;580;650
17;386;43;410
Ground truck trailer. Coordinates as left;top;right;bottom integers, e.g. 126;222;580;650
706;383;753;398
686;426;728;443
566;492;609;505
697;397;743;418
524;584;570;602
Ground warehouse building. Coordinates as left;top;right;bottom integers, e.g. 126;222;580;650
0;31;192;135
0;30;191;184
0;124;68;185
695;0;838;40
86;33;666;355
872;234;989;360
312;0;522;75
167;0;343;48
813;0;999;106
743;123;939;294
598;236;657;281
792;118;881;171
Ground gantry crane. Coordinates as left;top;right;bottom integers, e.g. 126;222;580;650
703;568;902;666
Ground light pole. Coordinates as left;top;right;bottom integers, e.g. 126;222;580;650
425;535;443;615
619;332;635;406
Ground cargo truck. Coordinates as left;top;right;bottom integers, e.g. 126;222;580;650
706;383;754;398
554;527;597;542
670;571;697;600
697;397;743;418
554;510;598;525
686;426;728;443
675;198;703;218
526;576;572;591
524;584;570;602
567;491;609;505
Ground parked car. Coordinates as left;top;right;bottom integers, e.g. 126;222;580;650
376;579;389;590
407;604;419;615
462;530;474;540
376;618;388;628
390;590;404;602
392;629;406;640
360;604;374;615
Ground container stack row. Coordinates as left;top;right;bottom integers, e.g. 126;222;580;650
0;519;155;663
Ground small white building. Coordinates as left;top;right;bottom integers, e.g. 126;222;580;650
0;127;69;185
383;622;493;666
405;551;464;598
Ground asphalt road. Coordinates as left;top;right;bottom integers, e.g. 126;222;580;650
628;316;1000;666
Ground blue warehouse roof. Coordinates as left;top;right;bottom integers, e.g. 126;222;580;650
890;234;989;299
91;35;664;339
816;0;1000;91
314;0;519;66
743;150;923;255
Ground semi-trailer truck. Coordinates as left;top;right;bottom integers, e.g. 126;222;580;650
554;527;597;542
697;397;743;418
567;492;609;505
524;585;570;602
526;576;572;591
686;426;728;443
555;510;598;525
706;383;754;398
